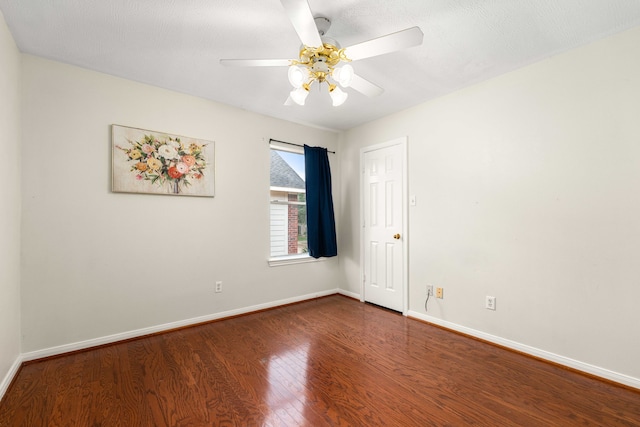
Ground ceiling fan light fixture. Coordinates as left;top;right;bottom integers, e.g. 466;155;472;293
290;86;310;105
329;85;348;107
221;1;425;111
288;65;307;88
333;64;354;87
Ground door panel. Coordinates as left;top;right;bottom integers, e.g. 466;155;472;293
362;142;405;312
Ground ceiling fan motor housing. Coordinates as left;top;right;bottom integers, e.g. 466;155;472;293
314;16;331;36
310;57;330;81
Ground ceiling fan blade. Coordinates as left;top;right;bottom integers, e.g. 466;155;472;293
280;0;323;48
220;59;292;67
349;74;384;97
344;26;423;61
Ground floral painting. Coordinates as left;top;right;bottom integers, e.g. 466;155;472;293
112;125;214;197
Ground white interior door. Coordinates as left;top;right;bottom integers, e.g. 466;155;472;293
361;139;407;312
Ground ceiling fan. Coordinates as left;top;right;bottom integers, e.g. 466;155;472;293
220;0;424;107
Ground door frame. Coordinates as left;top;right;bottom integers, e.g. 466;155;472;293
360;137;409;315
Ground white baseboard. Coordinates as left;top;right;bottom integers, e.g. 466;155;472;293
407;310;640;390
337;289;360;300
0;355;23;401
21;289;339;363
10;294;636;400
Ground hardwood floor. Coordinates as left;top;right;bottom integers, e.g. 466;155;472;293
1;295;639;426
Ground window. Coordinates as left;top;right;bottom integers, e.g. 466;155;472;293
269;144;308;259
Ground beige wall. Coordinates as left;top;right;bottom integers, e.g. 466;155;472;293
339;26;640;383
19;55;341;352
4;13;640;393
0;10;21;392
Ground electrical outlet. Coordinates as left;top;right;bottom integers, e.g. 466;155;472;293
436;287;444;299
215;281;222;293
486;296;496;310
426;285;433;296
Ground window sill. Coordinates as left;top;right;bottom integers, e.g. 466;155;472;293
268;254;326;267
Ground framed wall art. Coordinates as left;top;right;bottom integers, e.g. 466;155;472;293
112;125;215;197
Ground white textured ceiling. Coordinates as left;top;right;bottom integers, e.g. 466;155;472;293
2;0;640;131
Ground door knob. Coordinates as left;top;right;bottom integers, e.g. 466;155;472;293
393;234;401;240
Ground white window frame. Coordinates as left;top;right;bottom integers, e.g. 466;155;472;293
268;142;320;267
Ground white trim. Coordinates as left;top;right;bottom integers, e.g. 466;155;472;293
360;137;409;314
407;310;640;390
270;141;304;154
6;297;637;400
268;254;328;267
338;289;361;300
21;289;338;363
0;355;23;401
270;186;305;194
271;199;305;205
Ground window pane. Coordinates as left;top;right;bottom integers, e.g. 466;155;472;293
270;148;308;256
277;150;306;180
296;200;308;254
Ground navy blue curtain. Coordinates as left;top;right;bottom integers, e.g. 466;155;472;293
304;145;337;258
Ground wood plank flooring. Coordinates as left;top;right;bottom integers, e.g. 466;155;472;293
1;295;639;426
